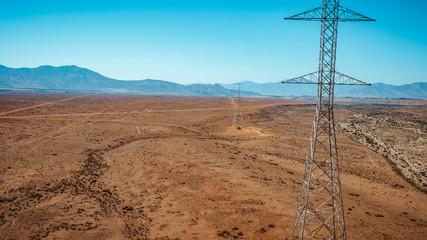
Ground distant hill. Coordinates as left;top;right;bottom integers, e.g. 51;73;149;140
1;65;425;99
220;81;427;99
0;65;117;90
0;65;258;97
335;82;427;99
220;81;318;97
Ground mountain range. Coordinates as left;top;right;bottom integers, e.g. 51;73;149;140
221;81;427;99
0;65;257;97
0;65;426;99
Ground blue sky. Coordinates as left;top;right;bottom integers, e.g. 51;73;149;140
0;0;426;85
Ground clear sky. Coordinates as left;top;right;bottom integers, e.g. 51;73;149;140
0;0;426;85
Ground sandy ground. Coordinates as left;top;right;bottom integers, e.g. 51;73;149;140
0;93;426;240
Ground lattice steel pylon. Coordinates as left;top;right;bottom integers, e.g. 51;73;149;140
282;1;374;239
232;83;243;128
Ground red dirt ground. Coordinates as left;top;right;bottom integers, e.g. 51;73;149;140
0;93;425;240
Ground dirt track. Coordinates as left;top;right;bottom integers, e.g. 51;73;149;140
0;94;426;239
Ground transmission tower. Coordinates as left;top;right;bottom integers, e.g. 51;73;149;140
232;83;243;128
282;1;374;239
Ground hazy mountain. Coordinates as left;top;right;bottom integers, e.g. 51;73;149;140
0;65;258;97
1;65;425;99
335;82;427;99
221;81;427;99
0;65;117;90
220;81;318;96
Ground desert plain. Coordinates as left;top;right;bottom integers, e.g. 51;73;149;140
0;93;426;239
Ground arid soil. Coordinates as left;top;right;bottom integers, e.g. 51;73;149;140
0;93;426;240
338;105;426;192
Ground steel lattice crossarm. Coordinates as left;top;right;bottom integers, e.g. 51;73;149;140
282;71;371;86
285;5;375;22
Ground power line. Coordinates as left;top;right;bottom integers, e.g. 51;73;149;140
232;83;243;129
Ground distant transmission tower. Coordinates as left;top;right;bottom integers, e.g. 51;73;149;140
282;1;374;239
232;83;243;128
